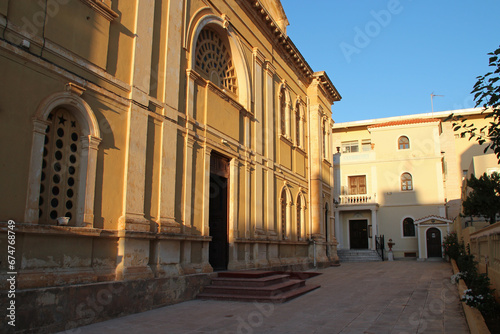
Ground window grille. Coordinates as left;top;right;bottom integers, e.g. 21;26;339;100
39;109;81;223
195;28;237;95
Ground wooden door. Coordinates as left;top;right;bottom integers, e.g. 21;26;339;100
426;228;442;258
349;220;368;249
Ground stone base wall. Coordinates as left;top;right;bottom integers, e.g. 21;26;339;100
1;258;335;333
1;273;213;334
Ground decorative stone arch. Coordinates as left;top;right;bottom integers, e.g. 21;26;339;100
296;190;307;240
279;183;293;240
278;82;292;138
187;13;251;111
25;89;101;227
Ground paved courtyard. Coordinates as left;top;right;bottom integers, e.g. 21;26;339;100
62;260;469;334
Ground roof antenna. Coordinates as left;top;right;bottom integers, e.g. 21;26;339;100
431;92;444;115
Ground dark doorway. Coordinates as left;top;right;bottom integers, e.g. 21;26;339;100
209;154;229;271
426;227;442;258
349;220;368;249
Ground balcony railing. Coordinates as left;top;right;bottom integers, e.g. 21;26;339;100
338;194;375;205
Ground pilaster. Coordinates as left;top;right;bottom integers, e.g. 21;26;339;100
266;165;276;235
371;209;378;250
122;103;150;231
78;135;102;227
245;162;252;238
202;146;212;236
254;163;265;236
264;61;276;160
228;158;240;267
334;209;341;249
309;104;323;236
253;48;265;155
162;0;183;108
158;120;180;233
182;136;196;233
24;119;51;224
131;0;155;97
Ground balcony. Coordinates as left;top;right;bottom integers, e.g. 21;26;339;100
338;194;376;205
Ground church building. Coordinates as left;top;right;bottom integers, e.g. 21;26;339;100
0;0;340;331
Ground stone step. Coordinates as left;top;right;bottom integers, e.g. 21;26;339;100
337;250;382;262
197;284;320;303
217;270;277;279
203;278;306;297
197;270;321;303
211;274;290;287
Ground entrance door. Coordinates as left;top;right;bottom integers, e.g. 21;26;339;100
349;220;368;249
426;228;442;258
209;154;229;271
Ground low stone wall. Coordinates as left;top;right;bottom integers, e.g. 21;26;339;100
451;259;490;334
0;273;214;334
468;222;500;303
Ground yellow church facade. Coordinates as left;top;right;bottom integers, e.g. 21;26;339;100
0;0;340;330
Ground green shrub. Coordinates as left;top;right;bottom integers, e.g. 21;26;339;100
443;232;464;260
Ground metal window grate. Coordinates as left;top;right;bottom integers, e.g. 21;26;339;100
39;109;81;224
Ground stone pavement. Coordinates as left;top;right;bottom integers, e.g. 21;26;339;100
61;260;469;334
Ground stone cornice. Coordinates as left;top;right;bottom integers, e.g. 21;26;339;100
242;0;314;82
313;71;341;104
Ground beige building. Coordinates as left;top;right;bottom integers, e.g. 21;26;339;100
456;153;500;234
0;0;340;331
332;108;493;260
455;153;500;302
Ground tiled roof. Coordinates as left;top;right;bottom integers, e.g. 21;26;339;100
368;118;441;129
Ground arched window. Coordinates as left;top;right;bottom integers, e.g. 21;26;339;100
322;119;326;158
280;86;287;136
403;217;415;237
25;91;101;227
280;188;287;240
39;109;81;223
195;27;237;95
398;136;410;150
295;101;301;147
401;173;413;191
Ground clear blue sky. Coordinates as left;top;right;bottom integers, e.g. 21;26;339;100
281;0;500;123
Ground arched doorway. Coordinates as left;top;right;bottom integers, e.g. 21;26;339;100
426;228;442;258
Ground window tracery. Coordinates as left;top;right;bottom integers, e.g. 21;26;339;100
195;27;237;95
